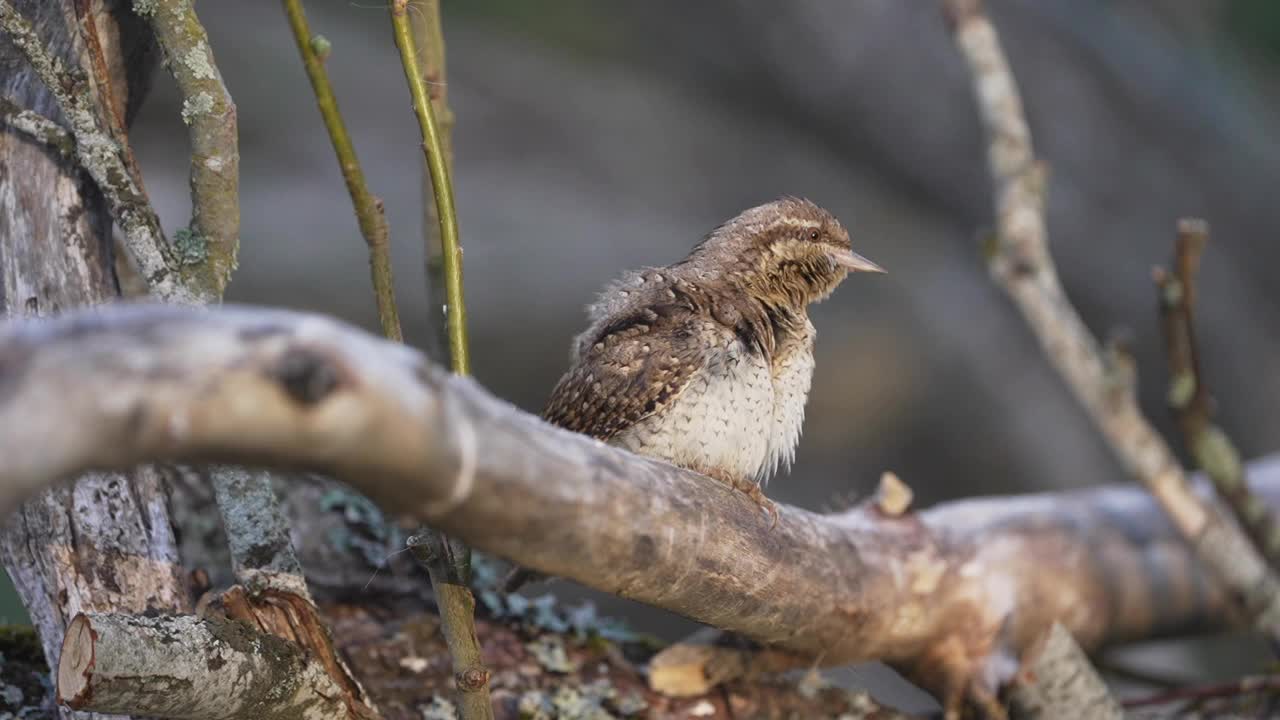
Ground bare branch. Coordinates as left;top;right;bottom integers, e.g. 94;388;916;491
1122;673;1280;713
0;303;1267;708
1007;624;1123;720
407;0;453;362
136;0;240;299
0;94;74;158
56;612;352;719
389;4;489;716
1156;219;1280;567
283;0;402;341
390;0;468;373
211;466;308;594
943;0;1280;645
0;0;198;303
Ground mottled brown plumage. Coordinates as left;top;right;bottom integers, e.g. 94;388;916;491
542;197;883;521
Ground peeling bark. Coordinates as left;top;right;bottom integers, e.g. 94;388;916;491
0;5;187;718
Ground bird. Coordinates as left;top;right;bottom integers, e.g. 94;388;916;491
545;197;883;516
504;197;882;590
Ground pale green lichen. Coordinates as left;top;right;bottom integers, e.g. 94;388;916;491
183;44;216;81
1161;276;1184;307
173;227;207;265
517;691;553;720
419;695;458;720
132;0;158;16
526;636;576;674
0;683;23;707
517;681;633;720
181;92;214;125
478;589;636;644
1167;372;1197;409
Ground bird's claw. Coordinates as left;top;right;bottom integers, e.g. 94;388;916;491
732;477;779;529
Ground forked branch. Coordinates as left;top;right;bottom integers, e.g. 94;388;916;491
943;0;1280;646
284;0;402;341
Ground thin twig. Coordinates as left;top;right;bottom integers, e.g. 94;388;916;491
943;0;1280;649
1122;673;1280;710
1156;219;1280;568
0;0;197;304
0;94;74;158
391;0;468;374
409;0;452;361
283;0;402;341
407;533;491;716
135;0;240;300
389;4;489;718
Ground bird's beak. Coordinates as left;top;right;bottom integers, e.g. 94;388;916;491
829;248;886;274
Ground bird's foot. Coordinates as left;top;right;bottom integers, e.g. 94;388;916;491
730;477;779;529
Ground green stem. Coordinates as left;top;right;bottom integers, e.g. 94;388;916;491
283;0;402;341
390;4;489;719
409;0;452;361
391;0;469;375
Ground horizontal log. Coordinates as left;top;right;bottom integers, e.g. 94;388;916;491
57;612;348;719
0;304;1264;702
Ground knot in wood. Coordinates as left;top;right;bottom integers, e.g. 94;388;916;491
268;347;341;405
456;665;490;692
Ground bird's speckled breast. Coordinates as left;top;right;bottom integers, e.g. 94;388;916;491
766;317;815;480
610;317;815;485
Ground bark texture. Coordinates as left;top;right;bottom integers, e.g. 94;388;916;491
0;5;190;713
0;303;1260;706
56;612;350;719
1006;623;1123;720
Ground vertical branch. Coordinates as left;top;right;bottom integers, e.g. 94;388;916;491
390;4;491;719
391;0;469;374
134;0;239;300
943;0;1280;646
1156;220;1280;566
282;0;403;341
409;0;452;359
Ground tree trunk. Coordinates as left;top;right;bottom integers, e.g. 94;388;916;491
0;4;187;717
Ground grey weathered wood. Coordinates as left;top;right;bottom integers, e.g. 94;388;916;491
1008;624;1124;720
57;612;350;719
0;6;186;719
0;303;1268;707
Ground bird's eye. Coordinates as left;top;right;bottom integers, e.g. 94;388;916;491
809;230;820;240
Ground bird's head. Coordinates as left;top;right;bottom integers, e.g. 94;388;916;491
687;197;884;308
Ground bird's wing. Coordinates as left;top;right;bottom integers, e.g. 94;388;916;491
542;303;716;441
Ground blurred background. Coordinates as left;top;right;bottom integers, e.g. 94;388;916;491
7;0;1280;710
